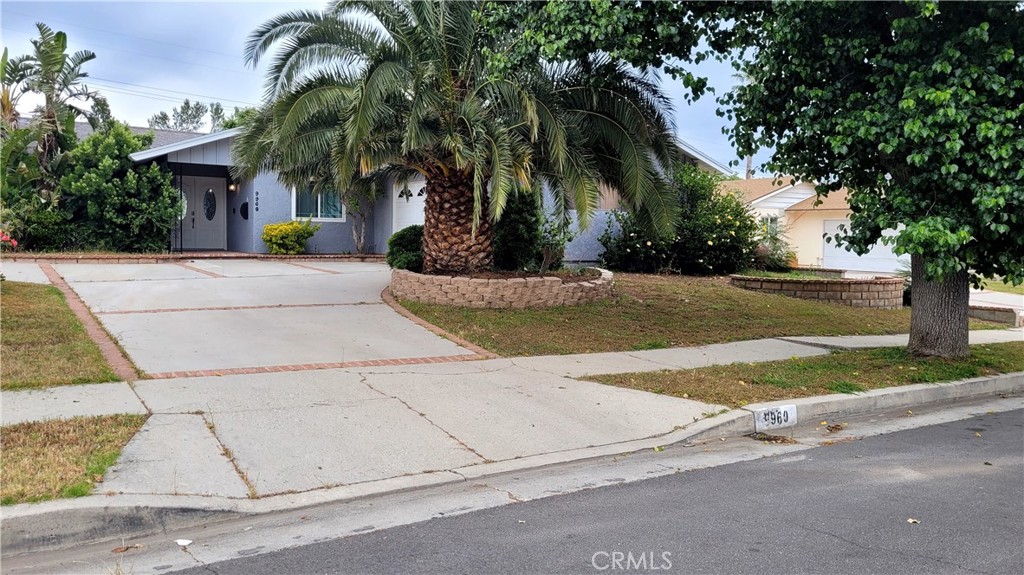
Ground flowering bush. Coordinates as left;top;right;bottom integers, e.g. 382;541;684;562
600;165;758;275
261;220;321;255
599;211;674;272
0;230;19;251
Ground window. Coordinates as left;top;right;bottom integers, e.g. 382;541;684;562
293;186;345;221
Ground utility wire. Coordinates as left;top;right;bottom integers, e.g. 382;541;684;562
90;77;259;107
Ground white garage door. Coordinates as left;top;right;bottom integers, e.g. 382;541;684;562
822;219;909;274
392;178;427;233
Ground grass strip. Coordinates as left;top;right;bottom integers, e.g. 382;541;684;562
588;342;1024;409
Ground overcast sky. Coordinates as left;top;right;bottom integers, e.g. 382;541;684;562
1;1;767;174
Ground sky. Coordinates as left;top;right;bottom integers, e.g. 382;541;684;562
1;1;768;174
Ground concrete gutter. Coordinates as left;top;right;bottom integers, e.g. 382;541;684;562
4;371;1021;557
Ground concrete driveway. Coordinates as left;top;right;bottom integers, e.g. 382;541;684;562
51;260;476;375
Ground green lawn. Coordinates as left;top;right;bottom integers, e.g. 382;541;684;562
1;281;118;389
401;274;1000;356
981;279;1024;296
589;342;1024;409
1;414;146;505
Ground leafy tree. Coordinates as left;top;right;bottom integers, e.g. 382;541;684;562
235;0;678;275
720;1;1024;358
148;98;210;132
219;106;259;129
59;122;180;252
7;23;99;200
478;1;760;99
208;102;225;132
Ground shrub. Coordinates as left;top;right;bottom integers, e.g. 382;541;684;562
599;210;674;273
752;219;795;272
492;191;542;271
599;165;759;275
671;165;758;275
539;214;574;272
386;224;423;272
18;207;78;251
261;220;321;255
59;122;181;252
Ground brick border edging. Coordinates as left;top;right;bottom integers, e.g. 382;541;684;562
729;274;904;309
380;287;499;359
37;263;139;382
146;354;485;379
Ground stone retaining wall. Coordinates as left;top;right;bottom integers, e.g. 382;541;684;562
391;268;614;308
730;275;904;309
790;266;846;279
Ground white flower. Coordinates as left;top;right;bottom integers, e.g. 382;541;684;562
707;240;714;246
646;241;652;246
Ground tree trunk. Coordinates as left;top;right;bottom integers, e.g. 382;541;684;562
745;155;753;180
908;253;970;358
422;169;493;275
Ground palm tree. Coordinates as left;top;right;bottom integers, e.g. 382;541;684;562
9;23;99;200
235;0;678;274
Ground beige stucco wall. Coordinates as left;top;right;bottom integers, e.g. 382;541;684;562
782;209;848;267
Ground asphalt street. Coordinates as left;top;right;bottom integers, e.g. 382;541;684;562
169;408;1024;575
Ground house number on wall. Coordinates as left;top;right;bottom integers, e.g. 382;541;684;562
254;190;259;212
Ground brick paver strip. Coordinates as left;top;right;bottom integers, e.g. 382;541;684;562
38;263;139;382
175;261;225;278
380;287;500;359
97;302;380;315
146;354;482;379
285;262;342;275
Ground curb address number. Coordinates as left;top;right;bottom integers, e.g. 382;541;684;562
753;405;798;432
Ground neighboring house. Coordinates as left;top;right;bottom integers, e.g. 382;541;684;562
126;128;730;259
721;177;909;274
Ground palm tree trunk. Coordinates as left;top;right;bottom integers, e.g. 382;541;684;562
422;169;493;275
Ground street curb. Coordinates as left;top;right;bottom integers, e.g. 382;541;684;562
3;371;1022;557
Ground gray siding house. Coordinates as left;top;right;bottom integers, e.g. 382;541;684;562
130;129;730;261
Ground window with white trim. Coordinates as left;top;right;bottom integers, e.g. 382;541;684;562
293;186;346;221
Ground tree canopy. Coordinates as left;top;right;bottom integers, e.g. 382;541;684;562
236;0;679;274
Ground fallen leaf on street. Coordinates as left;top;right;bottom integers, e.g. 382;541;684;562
112;544;142;553
175;539;193;547
907;518;920;524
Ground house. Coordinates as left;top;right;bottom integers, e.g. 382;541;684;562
721;177;909;274
128;128;730;259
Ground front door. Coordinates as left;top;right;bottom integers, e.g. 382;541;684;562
178;176;227;250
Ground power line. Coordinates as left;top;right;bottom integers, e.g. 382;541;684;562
1;26;260;77
3;10;247;61
90;77;259;107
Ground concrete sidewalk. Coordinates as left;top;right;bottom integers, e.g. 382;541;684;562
3;330;1020;495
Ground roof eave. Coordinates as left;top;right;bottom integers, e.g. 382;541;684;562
129;128;241;163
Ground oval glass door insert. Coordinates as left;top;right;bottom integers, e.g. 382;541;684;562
203;188;217;221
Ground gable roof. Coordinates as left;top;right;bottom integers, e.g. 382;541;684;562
678;137;734;176
15;118;205;150
718;176;797;204
786;188;850;211
129;128;240;163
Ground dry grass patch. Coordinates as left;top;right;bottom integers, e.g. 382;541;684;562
589;342;1024;409
1;280;118;389
1;414;146;505
402;274;1001;356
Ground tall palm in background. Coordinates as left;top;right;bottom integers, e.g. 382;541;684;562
7;23;99;200
235;0;678;274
